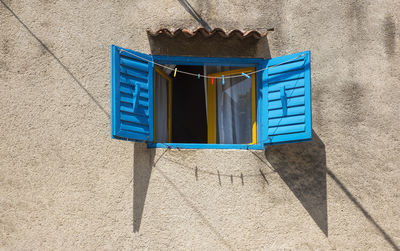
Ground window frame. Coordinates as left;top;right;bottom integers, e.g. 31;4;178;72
154;66;173;143
147;54;266;150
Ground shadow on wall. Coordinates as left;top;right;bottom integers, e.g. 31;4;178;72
148;33;271;58
265;132;400;250
176;0;212;32
148;0;271;58
133;143;155;232
132;134;399;250
132;144;234;249
265;131;328;236
0;0;110;120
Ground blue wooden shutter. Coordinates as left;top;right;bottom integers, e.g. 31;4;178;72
111;45;154;142
260;51;312;146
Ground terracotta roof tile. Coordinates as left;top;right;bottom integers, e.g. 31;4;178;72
147;28;272;39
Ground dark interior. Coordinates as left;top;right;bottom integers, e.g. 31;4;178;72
170;65;207;143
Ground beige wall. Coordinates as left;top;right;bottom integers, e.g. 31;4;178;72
1;0;399;249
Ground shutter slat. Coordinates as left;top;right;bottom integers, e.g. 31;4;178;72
120;96;149;107
268;106;305;119
120;92;149;101
268;79;305;92
115;130;150;141
120;104;149;116
120;57;149;73
267;52;306;66
120;88;149;99
120;122;149;134
267;69;305;84
121;113;149;126
267;59;305;75
268;115;305;127
268;88;305;101
268;124;306;136
268;96;305;110
120;66;149;81
120;75;149;87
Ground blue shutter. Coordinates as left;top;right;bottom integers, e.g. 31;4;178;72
111;45;154;142
261;51;311;146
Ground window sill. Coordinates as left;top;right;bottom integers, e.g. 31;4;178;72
147;143;264;150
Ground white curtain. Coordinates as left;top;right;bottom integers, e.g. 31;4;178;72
154;72;168;142
205;66;252;144
216;76;252;144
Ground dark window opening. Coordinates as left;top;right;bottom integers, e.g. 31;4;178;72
170;65;207;143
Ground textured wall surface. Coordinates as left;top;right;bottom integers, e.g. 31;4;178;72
1;0;399;250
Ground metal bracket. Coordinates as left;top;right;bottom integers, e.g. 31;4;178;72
280;86;287;116
132;83;139;113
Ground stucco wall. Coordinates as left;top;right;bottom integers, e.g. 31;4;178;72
1;0;399;250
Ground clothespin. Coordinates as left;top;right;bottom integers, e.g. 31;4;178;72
212;76;214;85
241;72;250;79
198;74;200;79
174;68;177;77
222;75;225;85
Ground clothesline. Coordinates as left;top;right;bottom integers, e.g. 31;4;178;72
119;49;305;80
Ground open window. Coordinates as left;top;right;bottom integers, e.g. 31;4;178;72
111;45;312;149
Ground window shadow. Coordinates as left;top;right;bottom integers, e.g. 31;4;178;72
264;131;328;236
265;132;400;249
155;166;233;249
132;143;155;232
132;145;233;249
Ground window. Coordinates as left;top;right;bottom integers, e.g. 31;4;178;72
111;45;312;149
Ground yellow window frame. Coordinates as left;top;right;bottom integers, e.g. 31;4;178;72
154;66;172;143
207;67;257;145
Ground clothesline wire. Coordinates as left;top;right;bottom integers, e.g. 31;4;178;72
150;145;277;179
119;49;305;80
